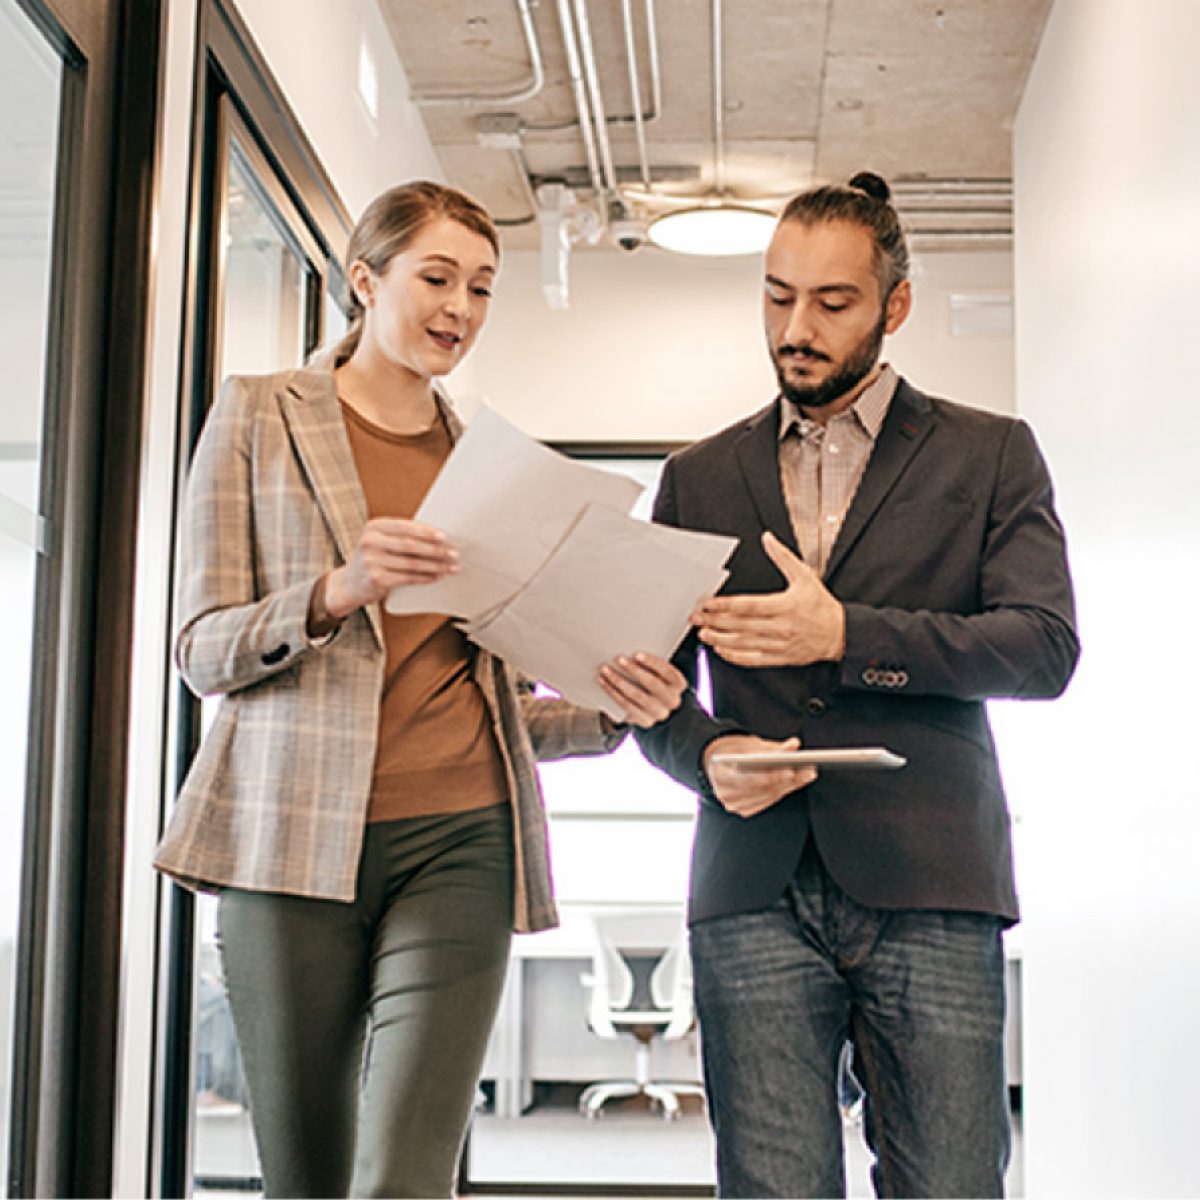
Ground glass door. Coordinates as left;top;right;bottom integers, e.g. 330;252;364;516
217;133;313;375
0;0;63;1185
185;105;326;1194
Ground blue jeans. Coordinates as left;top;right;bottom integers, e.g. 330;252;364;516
690;843;1010;1199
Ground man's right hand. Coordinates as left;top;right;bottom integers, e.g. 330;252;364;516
701;734;817;818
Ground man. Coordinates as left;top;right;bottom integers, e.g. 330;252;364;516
636;172;1078;1199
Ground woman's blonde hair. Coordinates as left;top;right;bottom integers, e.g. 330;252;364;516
334;180;499;361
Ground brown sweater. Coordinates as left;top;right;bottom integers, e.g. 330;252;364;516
339;400;509;822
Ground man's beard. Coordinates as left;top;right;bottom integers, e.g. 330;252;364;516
773;308;887;413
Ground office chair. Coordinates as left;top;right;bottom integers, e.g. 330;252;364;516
578;915;706;1119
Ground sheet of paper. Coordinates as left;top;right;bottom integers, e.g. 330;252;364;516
461;502;736;719
385;405;643;618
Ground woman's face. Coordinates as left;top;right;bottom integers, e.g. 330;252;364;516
353;215;498;381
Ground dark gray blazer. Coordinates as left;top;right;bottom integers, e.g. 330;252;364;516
637;378;1079;925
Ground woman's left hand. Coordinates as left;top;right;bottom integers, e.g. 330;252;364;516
597;652;687;728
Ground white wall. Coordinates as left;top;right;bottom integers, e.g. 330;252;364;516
1013;1;1200;1195
236;0;443;219
454;244;1015;440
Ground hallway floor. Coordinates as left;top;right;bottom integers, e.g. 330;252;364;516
466;1089;1024;1196
196;1088;1024;1196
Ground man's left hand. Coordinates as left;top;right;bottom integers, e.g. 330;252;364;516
692;531;846;668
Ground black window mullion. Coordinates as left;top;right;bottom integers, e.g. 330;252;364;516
154;5;351;1195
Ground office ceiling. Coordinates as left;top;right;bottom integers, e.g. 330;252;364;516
376;0;1052;255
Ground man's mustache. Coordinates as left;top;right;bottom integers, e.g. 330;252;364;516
777;343;831;363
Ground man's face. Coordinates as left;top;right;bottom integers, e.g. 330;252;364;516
764;218;911;421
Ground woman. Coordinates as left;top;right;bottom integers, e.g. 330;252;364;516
155;181;685;1198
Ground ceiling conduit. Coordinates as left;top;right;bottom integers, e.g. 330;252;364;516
620;0;654;191
412;0;545;107
553;0;605;197
570;0;621;202
711;0;727;196
525;0;662;135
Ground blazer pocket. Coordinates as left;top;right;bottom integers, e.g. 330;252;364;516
876;488;978;524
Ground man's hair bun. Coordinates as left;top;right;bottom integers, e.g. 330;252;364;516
778;169;909;295
847;171;891;203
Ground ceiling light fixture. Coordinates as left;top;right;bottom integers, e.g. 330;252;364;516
647;203;776;257
643;0;776;258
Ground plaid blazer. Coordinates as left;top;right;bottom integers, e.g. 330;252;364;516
154;360;622;932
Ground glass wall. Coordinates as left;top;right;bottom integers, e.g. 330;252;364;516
0;0;62;1183
189;119;321;1191
220;138;310;375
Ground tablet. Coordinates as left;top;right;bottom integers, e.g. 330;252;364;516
709;747;907;771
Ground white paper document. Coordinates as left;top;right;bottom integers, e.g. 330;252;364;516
461;503;737;718
385;406;737;718
385;405;643;619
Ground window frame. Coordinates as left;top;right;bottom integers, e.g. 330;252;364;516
152;3;351;1195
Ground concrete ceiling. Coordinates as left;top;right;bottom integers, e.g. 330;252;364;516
377;0;1052;254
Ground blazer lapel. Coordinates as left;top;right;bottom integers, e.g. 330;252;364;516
734;401;804;559
825;380;934;581
279;364;383;645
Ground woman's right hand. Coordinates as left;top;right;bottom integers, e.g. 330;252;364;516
324;518;459;619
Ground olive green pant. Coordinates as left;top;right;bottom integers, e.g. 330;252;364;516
218;805;514;1198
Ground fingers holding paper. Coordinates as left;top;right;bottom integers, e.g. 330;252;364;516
597;652;687;728
701;734;817;818
326;518;459;618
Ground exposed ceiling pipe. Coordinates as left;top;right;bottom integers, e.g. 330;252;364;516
640;0;663;126
494;145;541;227
892;178;1013;194
537;182;574;310
899;207;1012;218
711;0;727;196
553;0;605;198
412;0;545;107
525;0;662;135
908;230;1012;242
620;0;653;191
570;0;621;200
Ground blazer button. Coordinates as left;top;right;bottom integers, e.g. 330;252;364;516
261;644;290;666
806;697;827;716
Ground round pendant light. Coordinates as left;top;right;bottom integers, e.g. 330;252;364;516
647;204;777;257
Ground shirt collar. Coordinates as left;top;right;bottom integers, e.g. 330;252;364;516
778;363;899;443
